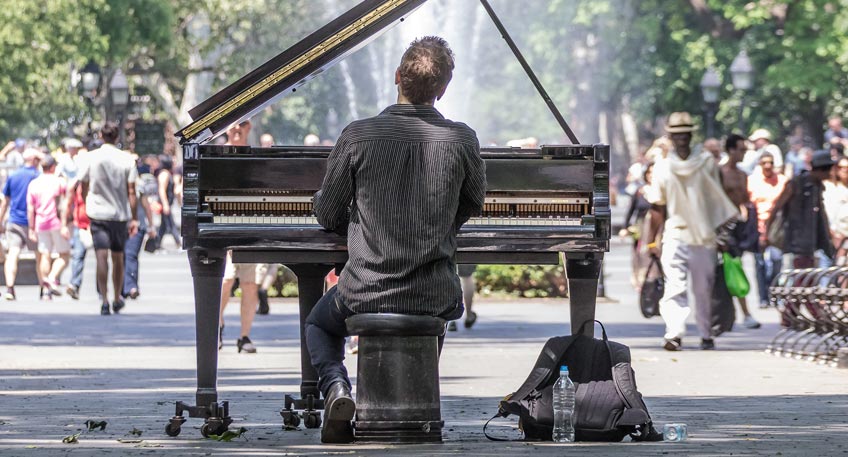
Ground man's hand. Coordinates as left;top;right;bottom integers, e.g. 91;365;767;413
0;223;6;234
60;226;71;240
28;228;37;242
147;227;157;239
128;220;139;237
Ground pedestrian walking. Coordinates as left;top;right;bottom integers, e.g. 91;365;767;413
748;151;788;308
26;156;69;298
645;112;738;351
77;123;139;315
0;149;42;300
765;150;835;268
218;120;262;353
122;160;157;299
823;156;848;264
155;155;181;250
720;134;760;329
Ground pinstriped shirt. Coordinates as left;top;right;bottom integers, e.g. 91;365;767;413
314;104;486;315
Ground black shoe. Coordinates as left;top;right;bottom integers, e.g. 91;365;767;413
700;338;716;350
257;289;270;315
464;310;478;329
237;336;257;353
447;321;457;332
663;337;682;351
321;381;355;443
100;303;111;315
112;299;126;314
4;287;15;301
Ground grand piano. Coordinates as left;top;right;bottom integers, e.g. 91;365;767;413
167;0;610;437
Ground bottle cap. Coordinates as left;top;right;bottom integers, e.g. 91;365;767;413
560;365;568;372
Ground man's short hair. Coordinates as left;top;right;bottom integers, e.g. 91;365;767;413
100;122;120;144
759;151;774;162
398;36;455;104
724;133;745;152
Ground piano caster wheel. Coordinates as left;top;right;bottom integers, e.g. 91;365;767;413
304;411;322;429
165;416;185;437
201;418;228;438
281;410;301;428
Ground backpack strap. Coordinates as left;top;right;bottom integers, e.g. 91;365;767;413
578;319;618;369
509;336;578;403
483;413;517;441
612;363;663;442
643;255;663;282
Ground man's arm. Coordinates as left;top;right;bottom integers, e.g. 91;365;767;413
60;181;76;240
127;181;138;236
158;171;170;215
313;133;353;234
26;189;36;241
454;142;486;230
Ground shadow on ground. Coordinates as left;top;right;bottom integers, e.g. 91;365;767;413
0;365;845;456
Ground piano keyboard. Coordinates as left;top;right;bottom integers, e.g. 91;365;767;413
205;195;591;224
211;215;582;226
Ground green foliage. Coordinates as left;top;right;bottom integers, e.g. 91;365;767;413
474;264;568;298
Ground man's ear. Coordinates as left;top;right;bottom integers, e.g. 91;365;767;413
394;68;400;85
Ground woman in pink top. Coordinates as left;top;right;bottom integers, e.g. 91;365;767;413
26;156;69;298
747;151;788;308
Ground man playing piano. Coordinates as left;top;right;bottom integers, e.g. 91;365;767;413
305;36;486;443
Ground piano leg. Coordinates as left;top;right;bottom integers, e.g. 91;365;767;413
165;249;231;438
280;263;334;430
564;253;604;337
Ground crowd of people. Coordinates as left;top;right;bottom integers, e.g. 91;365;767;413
623;112;848;350
0;122;183;313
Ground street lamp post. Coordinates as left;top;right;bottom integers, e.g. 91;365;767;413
700;66;721;139
730;50;754;134
109;70;130;148
78;61;101;143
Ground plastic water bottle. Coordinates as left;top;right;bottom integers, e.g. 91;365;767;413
552;365;576;443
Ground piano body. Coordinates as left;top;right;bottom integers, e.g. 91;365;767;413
168;0;609;437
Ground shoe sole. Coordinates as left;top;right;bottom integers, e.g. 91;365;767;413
325;395;355;422
321;418;354;443
663;340;681;351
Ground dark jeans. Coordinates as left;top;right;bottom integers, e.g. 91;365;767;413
754;246;782;305
157;211;181;248
123;228;145;296
305;286;463;396
70;227;87;289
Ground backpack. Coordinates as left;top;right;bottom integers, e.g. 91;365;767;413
484;320;662;442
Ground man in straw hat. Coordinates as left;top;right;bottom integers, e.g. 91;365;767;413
644;112;738;351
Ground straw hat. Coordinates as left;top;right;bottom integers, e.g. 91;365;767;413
664;112;697;134
748;128;772;142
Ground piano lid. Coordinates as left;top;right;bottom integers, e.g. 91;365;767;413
176;0;428;144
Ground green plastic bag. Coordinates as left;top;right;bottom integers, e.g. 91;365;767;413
722;252;750;298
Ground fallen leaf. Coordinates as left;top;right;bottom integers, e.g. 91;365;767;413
208;427;248;442
117;439;143;444
129;427;143;436
62;433;81;444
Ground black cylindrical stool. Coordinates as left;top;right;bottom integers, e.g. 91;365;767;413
346;313;446;443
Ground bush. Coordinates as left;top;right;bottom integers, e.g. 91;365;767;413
262;264;569;299
473;264;567;298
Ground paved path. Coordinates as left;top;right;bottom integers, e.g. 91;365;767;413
0;240;846;456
